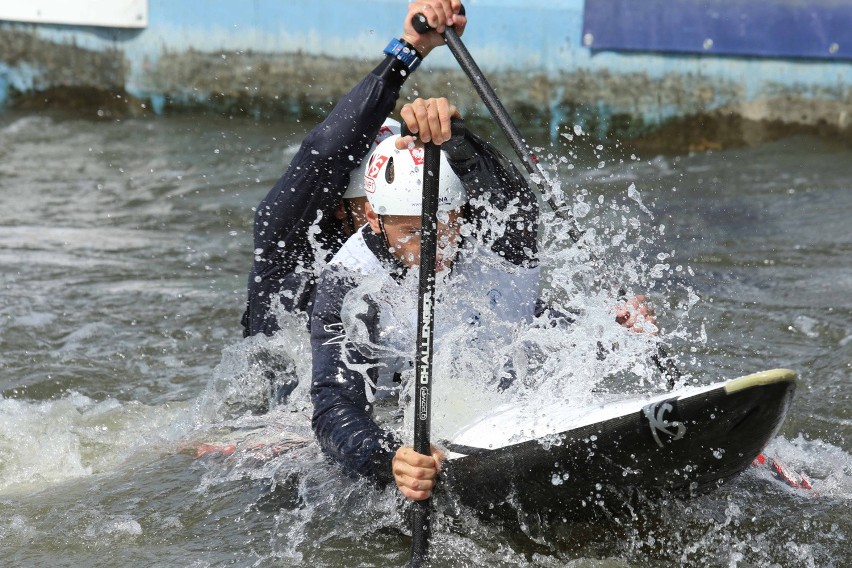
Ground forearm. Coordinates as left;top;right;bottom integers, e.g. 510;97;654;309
309;275;401;484
311;385;400;484
300;55;409;161
253;64;407;264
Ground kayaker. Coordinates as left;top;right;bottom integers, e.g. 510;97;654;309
310;96;542;500
241;0;467;338
309;97;659;500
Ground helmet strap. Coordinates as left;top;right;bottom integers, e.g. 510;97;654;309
377;215;393;253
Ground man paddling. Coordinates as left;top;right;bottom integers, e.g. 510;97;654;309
242;0;467;338
310;97;659;500
310;96;541;499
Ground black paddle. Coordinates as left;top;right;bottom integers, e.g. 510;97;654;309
413;12;681;390
412;11;583;242
409;140;442;568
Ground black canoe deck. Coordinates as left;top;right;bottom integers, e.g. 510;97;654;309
441;369;796;521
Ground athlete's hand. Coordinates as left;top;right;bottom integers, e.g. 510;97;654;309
402;0;467;58
616;294;658;335
392;445;445;501
397;97;461;147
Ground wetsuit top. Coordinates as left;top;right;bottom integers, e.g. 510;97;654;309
241;54;413;337
310;128;540;485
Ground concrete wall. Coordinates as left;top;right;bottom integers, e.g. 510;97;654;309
1;0;850;151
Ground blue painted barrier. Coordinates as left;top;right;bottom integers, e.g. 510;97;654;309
584;0;852;60
0;0;849;146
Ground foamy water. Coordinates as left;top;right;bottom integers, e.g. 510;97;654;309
0;112;849;566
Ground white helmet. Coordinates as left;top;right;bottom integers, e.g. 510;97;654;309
363;134;466;216
343;118;401;198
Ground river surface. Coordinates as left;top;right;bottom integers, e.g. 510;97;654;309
0;111;849;567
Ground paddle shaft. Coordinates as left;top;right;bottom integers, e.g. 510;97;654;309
412;15;584;243
409;141;442;568
413;13;681;388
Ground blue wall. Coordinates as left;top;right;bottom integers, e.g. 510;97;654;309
584;0;852;60
1;0;850;143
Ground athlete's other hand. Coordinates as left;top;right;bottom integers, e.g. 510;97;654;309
615;294;658;334
392;445;445;501
402;0;467;57
397;97;461;147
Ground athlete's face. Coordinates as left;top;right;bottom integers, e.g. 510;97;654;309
366;203;462;270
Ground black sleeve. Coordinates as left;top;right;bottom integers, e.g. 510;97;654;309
244;56;411;336
442;126;539;268
309;267;402;485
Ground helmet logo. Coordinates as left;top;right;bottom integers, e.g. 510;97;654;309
366;154;387;181
375;125;394;145
409;147;425;166
364;154;388;194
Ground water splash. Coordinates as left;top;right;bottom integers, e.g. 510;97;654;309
0;392;191;495
627;182;654;217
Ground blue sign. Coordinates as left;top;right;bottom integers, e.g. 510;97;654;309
583;0;852;60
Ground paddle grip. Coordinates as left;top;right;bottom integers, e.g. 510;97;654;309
401;117;466;140
412;4;466;34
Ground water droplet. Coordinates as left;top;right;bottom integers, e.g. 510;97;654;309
573;202;591;219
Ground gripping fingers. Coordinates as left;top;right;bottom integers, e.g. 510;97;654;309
396;474;436;500
426;102;443;145
399;98;459;145
414;3;445;34
401;98;432;142
397;103;419;148
616;295;658;334
402;98;426;129
424;0;458;30
432;98;457;144
404;1;467;55
393;447;439;500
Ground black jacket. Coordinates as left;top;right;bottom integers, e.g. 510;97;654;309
242;55;412;337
